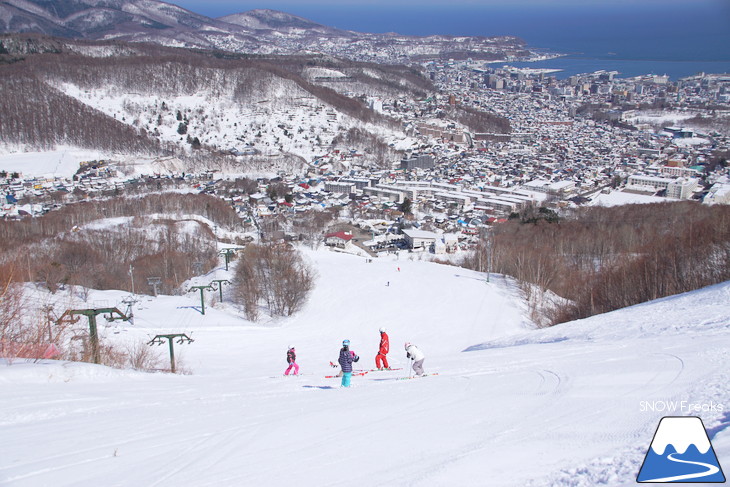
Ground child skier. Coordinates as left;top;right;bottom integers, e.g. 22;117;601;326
405;342;425;377
338;339;359;387
284;345;299;376
376;327;390;370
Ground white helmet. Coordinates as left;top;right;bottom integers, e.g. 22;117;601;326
379;327;386;333
288;345;294;350
404;342;411;350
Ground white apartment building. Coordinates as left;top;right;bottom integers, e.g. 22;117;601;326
659;166;700;178
324;181;356;194
626;175;699;199
522;179;576;197
363;186;404;203
402;228;439;250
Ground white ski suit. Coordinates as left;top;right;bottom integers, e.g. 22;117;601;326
405;344;425;376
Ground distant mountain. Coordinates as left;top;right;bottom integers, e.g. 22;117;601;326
0;0;257;48
219;9;352;38
0;0;531;62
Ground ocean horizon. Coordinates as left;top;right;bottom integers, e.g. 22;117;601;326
195;1;730;80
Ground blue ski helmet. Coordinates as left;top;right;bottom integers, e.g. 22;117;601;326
342;339;350;347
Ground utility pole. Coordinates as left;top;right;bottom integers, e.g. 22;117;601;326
147;333;193;373
56;308;130;364
188;285;214;315
486;228;493;283
211;279;230;303
129;264;135;295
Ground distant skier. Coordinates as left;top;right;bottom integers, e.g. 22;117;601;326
338;339;359;387
405;342;425;377
376;327;390;370
284;345;299;376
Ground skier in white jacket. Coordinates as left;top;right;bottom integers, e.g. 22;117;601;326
404;342;425;376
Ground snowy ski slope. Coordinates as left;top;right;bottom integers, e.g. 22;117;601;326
1;249;728;486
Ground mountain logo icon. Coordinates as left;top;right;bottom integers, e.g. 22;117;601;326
637;416;726;483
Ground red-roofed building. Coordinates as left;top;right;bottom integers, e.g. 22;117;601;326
324;231;354;249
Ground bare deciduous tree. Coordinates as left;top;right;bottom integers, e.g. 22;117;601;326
465;202;730;326
233;244;316;320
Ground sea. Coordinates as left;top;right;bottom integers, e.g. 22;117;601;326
196;0;730;81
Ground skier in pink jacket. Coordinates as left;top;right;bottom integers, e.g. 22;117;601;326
284;345;299;376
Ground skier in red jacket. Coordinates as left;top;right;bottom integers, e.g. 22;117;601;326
376;327;390;370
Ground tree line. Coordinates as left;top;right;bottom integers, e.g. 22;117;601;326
466;202;730;326
0;193;242;294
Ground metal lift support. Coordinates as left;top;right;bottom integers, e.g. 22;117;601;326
56;307;130;364
147;333;194;373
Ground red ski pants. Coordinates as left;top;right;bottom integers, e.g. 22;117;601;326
375;353;389;369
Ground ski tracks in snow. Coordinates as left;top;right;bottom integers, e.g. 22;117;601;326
146;424;257;487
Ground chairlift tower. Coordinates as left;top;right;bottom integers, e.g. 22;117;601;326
120;295;139;325
147;333;193;373
211;279;230;303
218;248;240;271
56;307;130;364
188;285;214;315
147;277;162;297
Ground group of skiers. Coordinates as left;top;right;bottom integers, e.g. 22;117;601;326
284;327;426;387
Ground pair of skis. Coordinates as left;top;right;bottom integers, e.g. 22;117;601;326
324;370;369;378
323;368;403;378
397;373;439;380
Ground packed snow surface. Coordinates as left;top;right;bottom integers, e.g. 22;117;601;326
1;249;728;486
590;189;672;206
0;149;107;178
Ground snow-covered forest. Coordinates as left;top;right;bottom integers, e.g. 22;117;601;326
0;35;445;171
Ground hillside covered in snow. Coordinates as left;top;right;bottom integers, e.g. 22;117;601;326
1;248;728;486
0;34;432;173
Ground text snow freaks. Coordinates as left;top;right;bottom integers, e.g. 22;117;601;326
640;401;725;414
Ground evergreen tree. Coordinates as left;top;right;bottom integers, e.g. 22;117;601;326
399;197;413;215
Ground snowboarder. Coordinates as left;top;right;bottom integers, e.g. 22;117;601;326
376;327;390;370
338;339;359;387
284;345;299;376
405;342;425;377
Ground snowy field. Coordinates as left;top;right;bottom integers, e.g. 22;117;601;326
0;149;108;179
1;249;728;486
